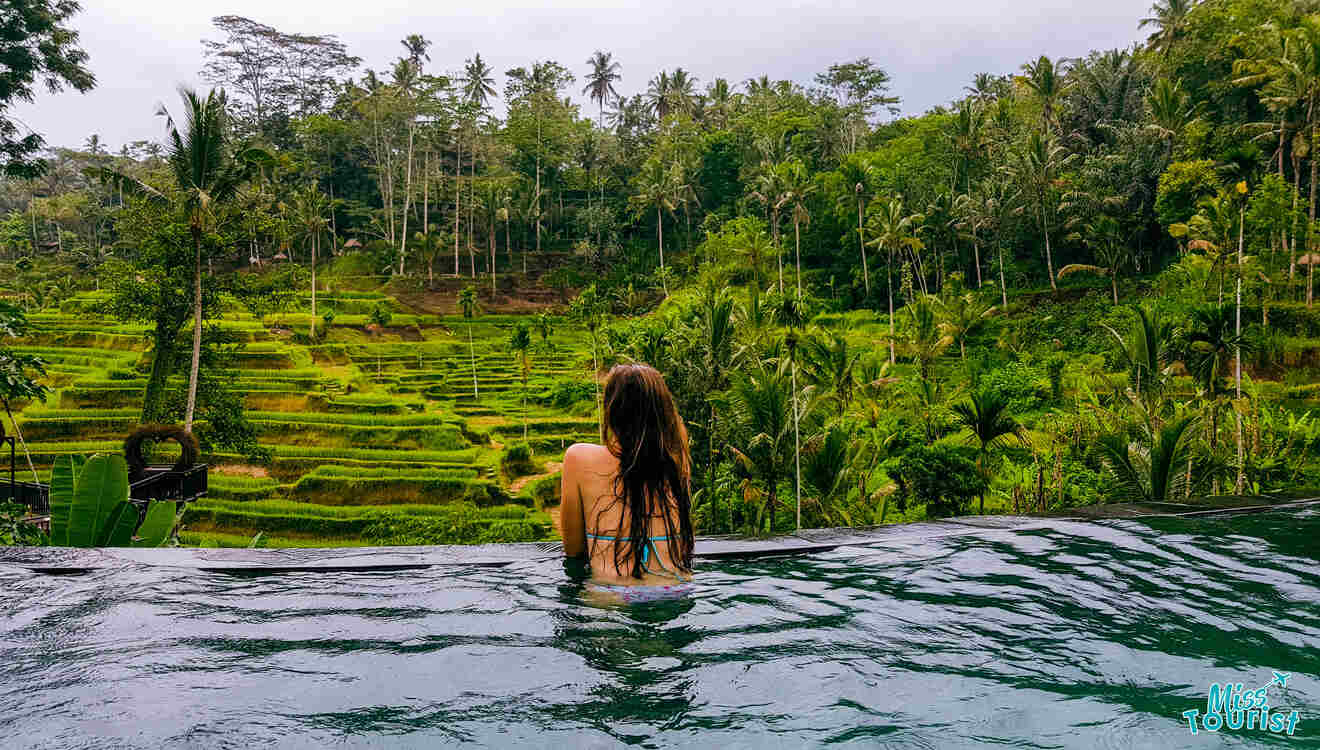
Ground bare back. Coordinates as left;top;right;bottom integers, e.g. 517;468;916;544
560;443;690;585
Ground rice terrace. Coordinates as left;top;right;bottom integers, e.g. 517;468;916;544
1;0;1320;746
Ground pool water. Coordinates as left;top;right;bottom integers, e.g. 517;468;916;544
1;509;1317;748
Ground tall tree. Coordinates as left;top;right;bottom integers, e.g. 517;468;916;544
0;0;95;178
92;88;270;432
583;51;621;128
1010;131;1076;290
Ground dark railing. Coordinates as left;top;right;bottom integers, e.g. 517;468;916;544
0;437;49;515
129;465;209;504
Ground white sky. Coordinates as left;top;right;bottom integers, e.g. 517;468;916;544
12;0;1152;150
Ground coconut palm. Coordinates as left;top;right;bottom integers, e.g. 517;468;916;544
952;387;1025;513
293;186;330;339
1058;214;1131;304
866;195;925;364
684;280;738;526
89;87;270;432
736;228;775;290
630;158;678;295
1145;78;1198;153
774;294;811;530
750;164;790;291
413;230;446;289
1140;0;1197;58
802;332;861;413
935;285;996;359
836;155;879;296
1103;305;1174;404
898;296;952;383
1009;130;1076;291
1019;56;1065;131
583;51;622;128
725;362;794;534
463;53;497;108
1097;415;1201;503
458;286;480;400
508;321;533;441
780;160;816;298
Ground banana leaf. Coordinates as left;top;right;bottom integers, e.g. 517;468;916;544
130;501;177;548
52;454;132;548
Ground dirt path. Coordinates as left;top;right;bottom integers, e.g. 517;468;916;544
509;461;562;495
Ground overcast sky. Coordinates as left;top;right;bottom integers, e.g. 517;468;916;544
12;0;1153;150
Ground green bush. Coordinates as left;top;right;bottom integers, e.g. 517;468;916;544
893;443;987;518
501;442;536;477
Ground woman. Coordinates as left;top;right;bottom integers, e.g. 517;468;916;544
561;364;694;601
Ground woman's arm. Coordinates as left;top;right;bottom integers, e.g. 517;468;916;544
560;444;587;558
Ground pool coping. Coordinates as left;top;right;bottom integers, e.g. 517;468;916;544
3;498;1316;574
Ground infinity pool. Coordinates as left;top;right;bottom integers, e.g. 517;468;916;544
1;509;1317;748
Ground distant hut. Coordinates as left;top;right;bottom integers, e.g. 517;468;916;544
340;238;362;257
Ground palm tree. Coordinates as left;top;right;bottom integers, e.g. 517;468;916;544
781;160;816;299
685;281;738;528
750;165;789;291
948;99;987;193
774;294;810;530
569;284;608;439
90;87;270;433
802;332;861;413
952;388;1025;513
293;186;329;340
1019;56;1065;131
898;296;951;383
508;321;533;441
837;155;879;296
463;53;497;107
1186;303;1247;459
458;286;480;400
935;285;996;359
726;363;794;534
736;228;775;290
867;195;925;364
630;159;678;295
1098;416;1201;503
1145;78;1197;155
413;230;446;289
1102;305;1173;405
1010;130;1076;290
1058;214;1130;304
1140;0;1197;58
583;51;621;128
646;70;672;119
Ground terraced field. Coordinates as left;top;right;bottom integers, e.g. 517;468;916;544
7;289;597;547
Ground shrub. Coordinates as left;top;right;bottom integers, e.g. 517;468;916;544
501;442;536;478
980;362;1047;414
893;443;987;518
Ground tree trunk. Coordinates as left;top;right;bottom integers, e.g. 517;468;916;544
184;227;203;433
794;220;802;300
973;235;982;287
141;323;181;424
999;244;1008;307
399;121;415;276
858;195;870;296
469;323;479;399
490;217;497;295
454;139;462;276
657;205;668;296
2;399;38;484
887;251;895;365
310;230;318;340
469;136;476;278
1042;208;1057;290
792;358;801;531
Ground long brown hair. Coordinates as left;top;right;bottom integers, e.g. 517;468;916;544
594;363;693;578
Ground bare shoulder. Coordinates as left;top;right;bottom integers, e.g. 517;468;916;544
564;442;612;467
